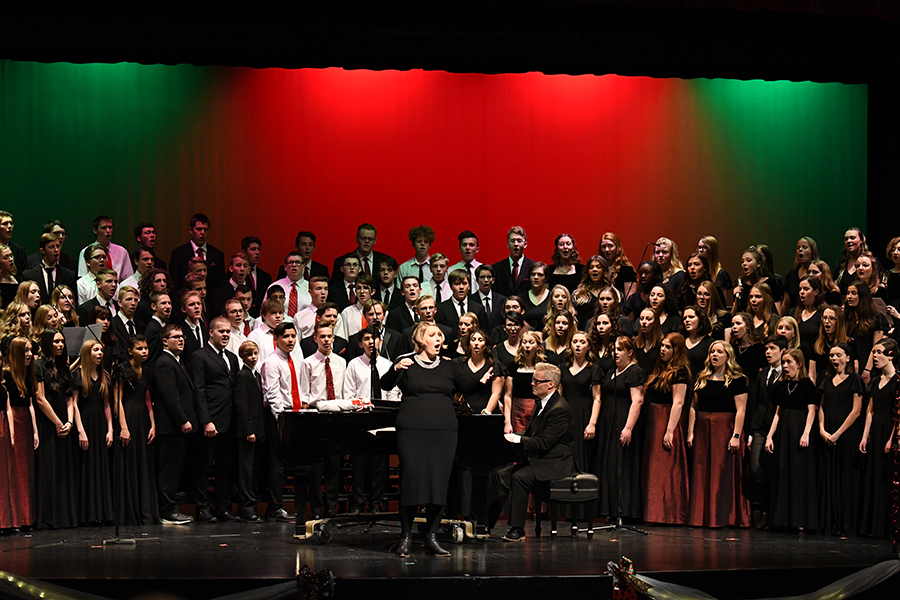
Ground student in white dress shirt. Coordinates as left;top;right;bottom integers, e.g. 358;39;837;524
77;243;109;305
344;325;401;514
336;274;374;342
224;298;247;356
266;251;311;317
120;248;155;292
294;276;332;339
77;215;133;281
450;230;483;283
422;253;451;304
398;224;435;286
299;322;347;518
248;298;287;369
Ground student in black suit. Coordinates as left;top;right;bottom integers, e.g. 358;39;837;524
345;300;404;362
401;295;453;354
491;226;534;298
77;269;119;325
168;213;226;293
143;291;172;368
132;221;167;270
233;340;266;522
152;324;197;524
22;233;78;305
471;264;507;332
298;303;349;358
210;251;251;319
376;256;404;312
487;362;577;541
328;255;361;312
110;285;144;344
436;269;488;339
242;236;272;318
331;223;394;284
179;290;209;368
276;231;330;281
0;210;30;276
385;275;421;334
190;316;240;523
25;220;75;271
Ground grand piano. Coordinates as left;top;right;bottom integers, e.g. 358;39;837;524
278;408;524;542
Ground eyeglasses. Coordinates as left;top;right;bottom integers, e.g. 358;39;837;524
285;260;303;267
532;377;552;385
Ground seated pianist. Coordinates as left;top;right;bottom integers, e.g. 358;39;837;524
486;362;577;541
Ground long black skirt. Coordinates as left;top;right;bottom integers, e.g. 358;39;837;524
397;429;457;506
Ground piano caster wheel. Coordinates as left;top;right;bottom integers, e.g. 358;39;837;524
451;524;464;544
317;524;334;545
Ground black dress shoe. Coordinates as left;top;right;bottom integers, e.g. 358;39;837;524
265;508;294;522
346;507;362;516
395;532;412;557
196;509;218;523
424;533;451;556
325;510;339;519
239;512;263;523
214;510;241;523
502;527;526;542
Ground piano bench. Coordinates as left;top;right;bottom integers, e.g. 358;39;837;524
534;473;599;539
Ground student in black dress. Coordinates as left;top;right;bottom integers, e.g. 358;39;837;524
2;337;39;530
654;237;685;296
696;235;732;306
854;252;888;303
589;313;619;374
682;306;714;383
572;255;611;331
33;330;77;529
543;285;576;339
548;233;583;294
634;308;663;374
833;227;867;294
114;335;158;525
817;342;863;536
522;262;551;331
858;339;898;538
734;247;780;314
456;330;503;415
809;305;855;384
790;275;825;369
747;282;779;340
73;339;114;525
677;252;712;311
641;332;690;525
844;280;888;384
599;232;637;298
503;331;545;434
688;340;751;527
87;306;125;374
543;308;575;365
648;284;679;335
592;336;646;521
594;286;633;337
883;236;900;312
445;313;478;360
695;280;731;341
808;260;843;306
730;313;767;385
559;331;602;473
380;322;488;557
775;317;801;352
781;236;818;316
623;261;662;322
764;348;819;532
52;285;79;328
493;311;524;375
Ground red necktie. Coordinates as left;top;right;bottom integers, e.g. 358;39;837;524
105;253;113;270
349;284;356;305
270;331;277;349
325;356;336;400
363;258;371;277
288;284;298;316
304;266;310;281
196;247;205;260
248;271;256;291
288;355;302;411
512;260;519;288
243;321;251;337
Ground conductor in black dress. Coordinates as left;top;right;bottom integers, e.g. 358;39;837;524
487;362;577;541
380;322;489;557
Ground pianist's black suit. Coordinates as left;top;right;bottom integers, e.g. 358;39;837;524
190;344;239;516
152;351;197;517
487;390;577;529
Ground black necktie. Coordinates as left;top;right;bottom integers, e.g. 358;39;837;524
484;295;491;315
127;321;135;337
435;285;442;304
195;326;201;345
458;300;465;318
417;263;424;283
254;371;262;391
466;263;473;284
383;289;390;305
767;368;778;388
45;267;54;292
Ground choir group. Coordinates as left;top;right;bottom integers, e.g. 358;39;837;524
0;210;897;540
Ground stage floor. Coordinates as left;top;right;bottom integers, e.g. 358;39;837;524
1;518;896;599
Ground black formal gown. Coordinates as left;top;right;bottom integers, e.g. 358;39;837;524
74;368;113;524
858;376;897;538
594;364;646;519
34;361;78;529
452;357;495;414
548;265;583;295
817;372;864;536
642;368;690;525
794;309;822;366
559;362;604;473
115;364;159;525
769;378;819;531
522;292;551;331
